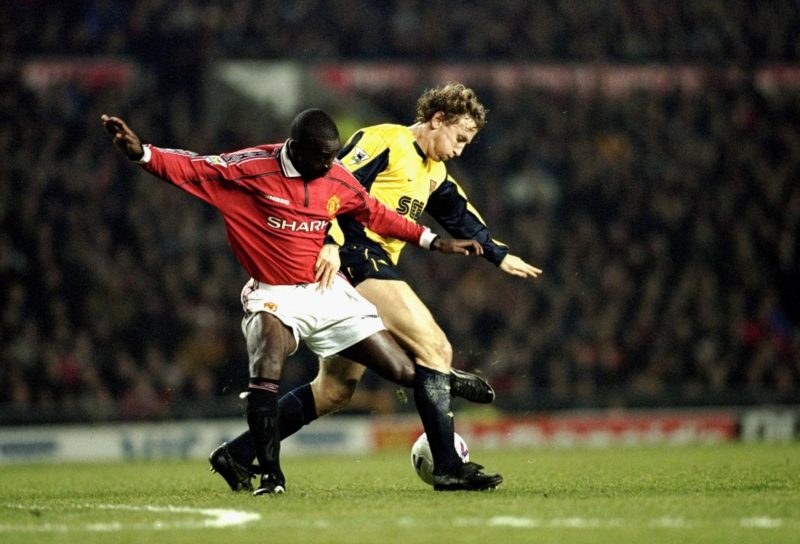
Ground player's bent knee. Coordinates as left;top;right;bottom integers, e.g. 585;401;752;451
316;378;357;414
331;379;358;410
440;339;453;369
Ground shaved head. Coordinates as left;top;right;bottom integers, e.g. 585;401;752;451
288;109;342;180
291;109;340;144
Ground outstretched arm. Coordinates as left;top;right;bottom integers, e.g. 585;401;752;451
102;114;254;209
428;175;542;277
426;175;509;263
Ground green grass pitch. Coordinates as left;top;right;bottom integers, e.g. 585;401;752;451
1;442;798;544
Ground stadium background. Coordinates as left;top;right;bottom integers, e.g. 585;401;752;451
1;2;799;457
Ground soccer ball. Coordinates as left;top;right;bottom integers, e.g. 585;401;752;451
410;432;469;485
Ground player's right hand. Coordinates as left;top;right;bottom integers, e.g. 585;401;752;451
432;238;483;256
101;114;144;161
314;243;341;291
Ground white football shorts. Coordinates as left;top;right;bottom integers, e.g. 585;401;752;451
239;275;386;358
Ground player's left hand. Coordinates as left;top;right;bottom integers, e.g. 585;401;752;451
499;254;542;278
314;243;341;290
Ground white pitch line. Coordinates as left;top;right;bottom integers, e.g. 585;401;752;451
487;516;621;529
649;517;691;528
740;517;783;528
463;516;787;530
93;504;261;528
1;503;261;532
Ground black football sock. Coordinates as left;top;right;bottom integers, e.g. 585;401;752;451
413;365;461;476
246;378;284;482
226;383;318;465
278;382;318;438
225;429;257;466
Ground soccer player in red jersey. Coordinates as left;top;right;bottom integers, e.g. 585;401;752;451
102;109;503;493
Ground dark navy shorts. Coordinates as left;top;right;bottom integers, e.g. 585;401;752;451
339;243;404;287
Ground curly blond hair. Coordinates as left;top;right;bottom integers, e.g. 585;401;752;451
415;83;487;129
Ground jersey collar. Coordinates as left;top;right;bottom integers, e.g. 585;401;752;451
280;140;302;177
413;140;427;161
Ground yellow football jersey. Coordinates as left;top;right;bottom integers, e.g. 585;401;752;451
333;123;508;266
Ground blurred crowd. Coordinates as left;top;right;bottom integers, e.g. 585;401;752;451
5;1;800;62
1;1;799;422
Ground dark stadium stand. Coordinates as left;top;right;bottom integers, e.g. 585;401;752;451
1;1;798;422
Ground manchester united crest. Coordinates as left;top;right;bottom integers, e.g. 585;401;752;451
326;195;341;216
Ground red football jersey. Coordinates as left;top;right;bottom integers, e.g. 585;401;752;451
139;142;433;285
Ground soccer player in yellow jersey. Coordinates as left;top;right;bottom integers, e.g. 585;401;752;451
210;83;540;492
